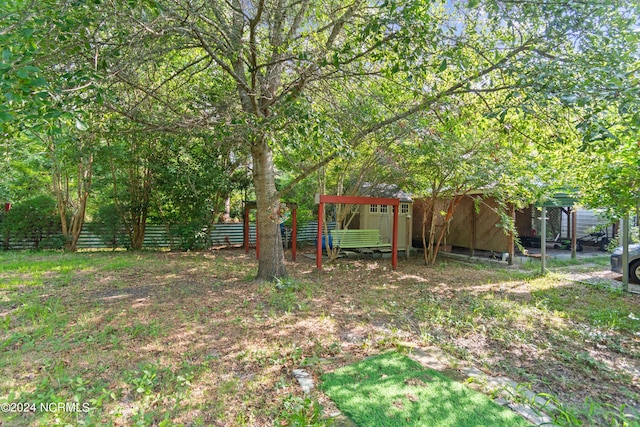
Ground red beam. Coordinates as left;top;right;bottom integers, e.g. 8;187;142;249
319;194;399;206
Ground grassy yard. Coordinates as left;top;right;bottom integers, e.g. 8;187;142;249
0;250;638;426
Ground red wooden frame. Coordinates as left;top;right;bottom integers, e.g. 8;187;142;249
316;194;399;271
243;201;297;261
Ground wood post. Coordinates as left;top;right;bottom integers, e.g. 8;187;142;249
571;209;577;259
508;204;515;265
244;205;250;254
470;199;476;258
541;207;547;274
392;202;398;270
317;202;324;270
622;214;629;291
292;206;297;261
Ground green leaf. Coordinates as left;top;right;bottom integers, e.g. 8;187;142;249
75;118;88;131
28;77;47;87
22;65;41;73
43;111;62;119
560;94;578;104
333;54;340;69
0;111;14;123
438;59;447;72
16;68;30;79
21;28;35;39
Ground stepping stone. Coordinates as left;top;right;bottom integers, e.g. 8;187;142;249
292;368;314;394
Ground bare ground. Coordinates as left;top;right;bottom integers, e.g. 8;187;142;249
0;249;638;426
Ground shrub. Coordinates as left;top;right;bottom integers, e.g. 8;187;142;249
170;223;210;251
2;195;63;250
87;204;128;249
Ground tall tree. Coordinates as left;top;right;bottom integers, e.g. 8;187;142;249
1;0;105;250
5;0;638;278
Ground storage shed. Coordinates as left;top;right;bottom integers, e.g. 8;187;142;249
357;184;413;251
411;191;595;258
412;192;517;254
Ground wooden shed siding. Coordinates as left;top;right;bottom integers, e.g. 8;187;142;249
412;196;511;253
516;206;533;237
447;197;510;252
358;202;412;248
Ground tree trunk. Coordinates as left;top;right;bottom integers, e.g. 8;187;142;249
64;156;92;252
422;200;429;264
427;202;438;264
128;164;151;250
52;154;92;252
64;197;87;252
251;139;286;280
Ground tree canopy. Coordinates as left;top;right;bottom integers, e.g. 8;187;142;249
1;0;639;277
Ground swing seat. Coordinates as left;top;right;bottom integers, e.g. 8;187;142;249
330;229;391;249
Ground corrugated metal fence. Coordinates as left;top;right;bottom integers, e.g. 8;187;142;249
4;221;331;250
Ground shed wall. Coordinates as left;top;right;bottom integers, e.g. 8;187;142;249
359;202;413;249
412;196;513;253
560;209;612;237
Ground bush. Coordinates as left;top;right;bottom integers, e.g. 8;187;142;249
2;195;63;250
87;204;128;249
170;223;211;251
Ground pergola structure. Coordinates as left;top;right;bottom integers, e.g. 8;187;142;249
243;201;298;261
316;194;400;271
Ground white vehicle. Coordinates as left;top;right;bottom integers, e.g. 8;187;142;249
611;244;640;284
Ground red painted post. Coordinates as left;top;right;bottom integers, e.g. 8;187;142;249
244;206;249;254
316;202;323;271
292;207;297;261
392;201;399;270
4;203;11;212
317;194;400;271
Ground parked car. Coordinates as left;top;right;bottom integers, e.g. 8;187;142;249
611;244;640;284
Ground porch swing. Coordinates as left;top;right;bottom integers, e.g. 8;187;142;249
329;202;392;252
316;194;400;270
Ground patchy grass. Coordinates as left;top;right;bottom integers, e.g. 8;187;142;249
321;351;531;426
0;250;638;426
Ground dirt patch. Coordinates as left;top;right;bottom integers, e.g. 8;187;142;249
1;249;638;426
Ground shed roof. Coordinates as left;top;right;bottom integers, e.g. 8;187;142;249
535;191;579;208
360;183;413;203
